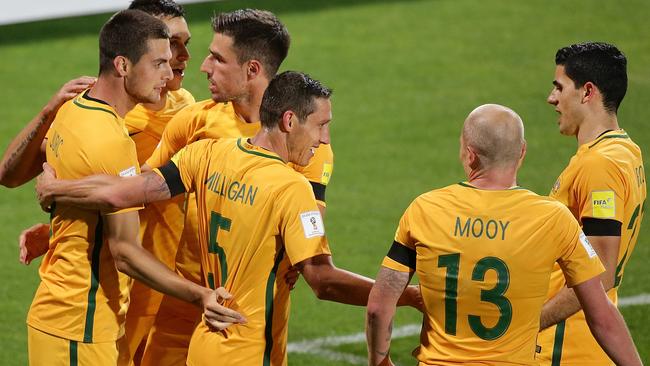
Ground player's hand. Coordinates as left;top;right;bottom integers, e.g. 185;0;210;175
45;76;96;113
202;287;247;332
36;163;57;212
19;223;50;265
285;265;300;290
405;284;424;313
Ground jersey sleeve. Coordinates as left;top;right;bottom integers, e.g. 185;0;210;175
553;206;606;287
92;134;143;215
153;140;209;196
145;104;197;169
290;144;333;205
381;201;417;273
573;154;626;225
276;178;332;266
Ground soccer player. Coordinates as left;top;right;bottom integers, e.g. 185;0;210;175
365;104;642;366
536;42;646;365
35;71;421;366
118;1;195;364
20;10;233;365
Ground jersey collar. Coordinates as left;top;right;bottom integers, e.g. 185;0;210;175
236;138;284;163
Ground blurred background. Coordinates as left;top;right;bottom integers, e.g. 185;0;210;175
1;1;648;365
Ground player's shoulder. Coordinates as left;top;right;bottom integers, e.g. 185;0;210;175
175;98;217;116
56;94;121;137
582;129;640;162
186;136;234;154
314;143;333;159
168;88;195;105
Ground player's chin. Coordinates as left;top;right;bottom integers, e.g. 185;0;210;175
166;76;183;91
140;91;162;104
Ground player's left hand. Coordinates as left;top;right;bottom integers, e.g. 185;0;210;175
202;287;247;332
285;265;300;290
19;222;50;265
36;162;57;212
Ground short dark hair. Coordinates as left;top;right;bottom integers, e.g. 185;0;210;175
260;71;332;129
98;9;170;75
555;42;627;113
212;9;290;77
128;0;185;18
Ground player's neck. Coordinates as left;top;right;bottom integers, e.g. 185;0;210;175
232;78;268;123
249;128;287;163
142;88;168;112
468;167;518;190
89;76;137;118
575;110;619;146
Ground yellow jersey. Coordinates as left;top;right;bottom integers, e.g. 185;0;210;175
29;90;141;343
145;99;334;285
538;129;646;365
156;138;330;366
382;183;604;366
123;88;194;316
126;88;195;166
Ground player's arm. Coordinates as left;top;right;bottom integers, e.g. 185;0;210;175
573;276;642;366
540;220;621;330
35;162;175;212
105;210;246;330
0;76;95;187
297;254;421;309
366;266;412;366
144;106;195;170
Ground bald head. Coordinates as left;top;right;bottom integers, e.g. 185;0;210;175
462;104;525;169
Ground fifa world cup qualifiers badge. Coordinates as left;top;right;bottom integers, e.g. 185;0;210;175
300;211;325;238
591;190;615;218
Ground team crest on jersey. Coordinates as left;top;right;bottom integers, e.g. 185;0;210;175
551;178;561;195
579;232;597;258
300;211;325;238
591;190;615;218
321;163;333;185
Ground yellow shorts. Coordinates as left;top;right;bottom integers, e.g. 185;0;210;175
140;294;201;366
117;313;157;366
28;326;118;366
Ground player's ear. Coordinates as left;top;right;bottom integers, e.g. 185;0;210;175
582;82;596;104
279;110;296;133
467;146;480;170
246;60;262;80
517;140;527;169
113;56;129;77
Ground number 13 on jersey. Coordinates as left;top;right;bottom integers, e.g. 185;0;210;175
437;253;512;340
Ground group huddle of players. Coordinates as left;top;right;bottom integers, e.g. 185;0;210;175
0;1;645;365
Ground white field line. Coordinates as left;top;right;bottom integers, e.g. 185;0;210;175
288;293;650;365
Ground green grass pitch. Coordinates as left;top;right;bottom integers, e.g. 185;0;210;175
1;0;648;364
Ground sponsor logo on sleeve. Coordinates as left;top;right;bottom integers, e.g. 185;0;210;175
579;232;597;258
321;163;333;185
300;211;325;238
119;166;137;177
591;190;615;218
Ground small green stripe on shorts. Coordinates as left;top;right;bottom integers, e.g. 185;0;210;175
69;340;78;366
551;320;566;366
